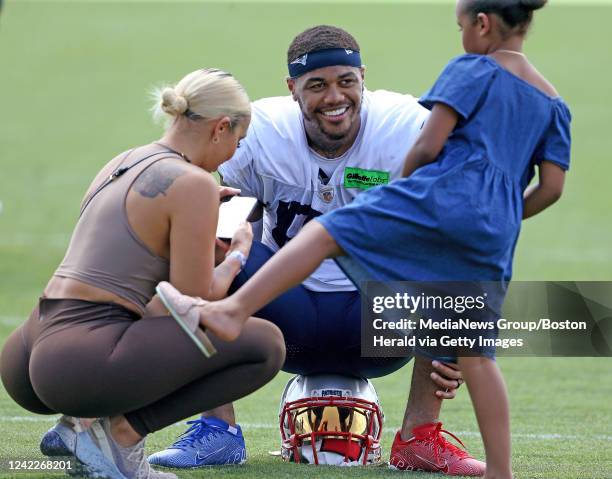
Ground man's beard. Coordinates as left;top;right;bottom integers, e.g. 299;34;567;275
302;98;363;157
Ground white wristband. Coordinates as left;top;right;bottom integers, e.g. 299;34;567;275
226;250;247;270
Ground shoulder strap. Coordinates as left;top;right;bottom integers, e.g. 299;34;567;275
79;148;184;217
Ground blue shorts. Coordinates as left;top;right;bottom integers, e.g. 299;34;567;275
230;242;412;378
334;261;500;363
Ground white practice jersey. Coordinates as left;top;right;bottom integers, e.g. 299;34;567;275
219;89;429;292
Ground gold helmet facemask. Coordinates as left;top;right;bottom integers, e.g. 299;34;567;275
280;395;383;465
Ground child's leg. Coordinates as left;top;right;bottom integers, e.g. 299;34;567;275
198;220;342;340
457;356;512;479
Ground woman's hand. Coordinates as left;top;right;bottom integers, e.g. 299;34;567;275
228;221;253;257
214;238;230;265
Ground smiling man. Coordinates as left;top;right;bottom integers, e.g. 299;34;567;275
147;26;485;476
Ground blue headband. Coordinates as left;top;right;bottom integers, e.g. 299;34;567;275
288;48;362;78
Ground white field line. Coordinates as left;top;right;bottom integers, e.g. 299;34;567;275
0;316;23;327
11;0;612;3
1;416;611;442
0;233;69;249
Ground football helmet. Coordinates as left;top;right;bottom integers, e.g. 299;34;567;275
279;374;384;466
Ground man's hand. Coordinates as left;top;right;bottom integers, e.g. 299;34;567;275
430;360;464;399
219;186;241;202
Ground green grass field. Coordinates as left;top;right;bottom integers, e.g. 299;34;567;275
1;1;611;478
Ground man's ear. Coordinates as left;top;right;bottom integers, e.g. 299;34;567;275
360;66;366;82
286;77;298;102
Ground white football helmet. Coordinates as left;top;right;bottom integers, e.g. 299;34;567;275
279;374;384;466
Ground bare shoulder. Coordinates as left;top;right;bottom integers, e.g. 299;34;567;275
492;54;560;98
133;157;216;200
525;63;559;98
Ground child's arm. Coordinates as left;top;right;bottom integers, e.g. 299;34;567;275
523;161;566;219
402;103;458;177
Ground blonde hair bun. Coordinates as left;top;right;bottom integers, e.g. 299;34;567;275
152;69;251;128
160;88;189;116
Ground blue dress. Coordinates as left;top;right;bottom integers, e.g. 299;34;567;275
317;54;572;285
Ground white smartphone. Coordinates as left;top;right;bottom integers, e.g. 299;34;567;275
216;196;260;240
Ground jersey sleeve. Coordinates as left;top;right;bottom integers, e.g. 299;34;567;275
419;55;497;120
217;138;264;200
534;100;572;171
406;100;430;141
390;98;430;178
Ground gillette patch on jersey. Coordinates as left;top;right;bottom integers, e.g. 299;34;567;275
344;167;390;190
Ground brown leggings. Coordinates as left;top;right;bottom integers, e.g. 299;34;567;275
0;298;285;437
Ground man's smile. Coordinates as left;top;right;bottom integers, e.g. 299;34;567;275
319;106;350;123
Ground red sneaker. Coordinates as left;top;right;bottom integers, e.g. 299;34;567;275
389;422;485;476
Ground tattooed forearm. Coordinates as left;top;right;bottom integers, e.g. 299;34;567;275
134;160;187;198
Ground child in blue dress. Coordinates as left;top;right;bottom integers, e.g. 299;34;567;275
158;0;570;476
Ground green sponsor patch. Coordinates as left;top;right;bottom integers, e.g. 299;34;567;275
344;167;390;190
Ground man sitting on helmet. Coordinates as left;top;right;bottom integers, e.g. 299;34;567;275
146;25;483;476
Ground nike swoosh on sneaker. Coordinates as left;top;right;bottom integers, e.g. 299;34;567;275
194;446;230;465
414;453;449;473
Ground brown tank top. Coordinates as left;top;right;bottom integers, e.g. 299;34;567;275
55;144;185;312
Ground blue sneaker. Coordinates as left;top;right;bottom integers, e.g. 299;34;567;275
148;417;246;468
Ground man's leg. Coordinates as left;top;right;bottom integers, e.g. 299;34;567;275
300;290;486;476
149;240;322;468
401;355;443;437
390;355;486;476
